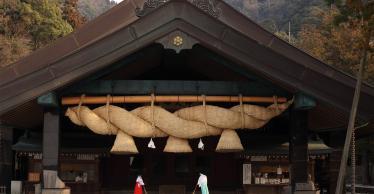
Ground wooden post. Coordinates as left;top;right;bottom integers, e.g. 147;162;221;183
289;109;309;193
42;109;60;172
0;123;13;194
335;33;368;194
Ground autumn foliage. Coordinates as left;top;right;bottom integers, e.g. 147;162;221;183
297;4;373;83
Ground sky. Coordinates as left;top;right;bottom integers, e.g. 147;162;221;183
113;0;123;3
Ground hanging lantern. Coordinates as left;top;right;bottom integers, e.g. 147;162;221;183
164;136;192;153
216;130;244;153
110;131;139;154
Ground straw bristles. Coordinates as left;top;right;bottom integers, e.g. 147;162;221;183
110;131;139;154
69;106;118;135
65;107;84;126
164;136;192;153
216;129;244;153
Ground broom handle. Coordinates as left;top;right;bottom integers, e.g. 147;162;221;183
192;184;198;194
143;185;148;194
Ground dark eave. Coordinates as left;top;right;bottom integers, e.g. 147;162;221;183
0;0;374;120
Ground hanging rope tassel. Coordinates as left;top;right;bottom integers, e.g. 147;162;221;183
240;94;244;129
148;93;156;149
77;94;86;122
106;94;116;135
198;95;208;150
273;95;280;114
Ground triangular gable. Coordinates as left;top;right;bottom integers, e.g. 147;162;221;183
0;0;373;119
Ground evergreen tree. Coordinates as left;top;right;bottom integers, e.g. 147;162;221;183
19;0;73;48
0;0;76;67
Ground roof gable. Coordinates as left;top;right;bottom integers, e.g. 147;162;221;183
0;0;373;120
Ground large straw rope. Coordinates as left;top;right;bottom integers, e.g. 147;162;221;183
66;99;293;138
174;98;293;129
65;105;167;137
65;98;293;153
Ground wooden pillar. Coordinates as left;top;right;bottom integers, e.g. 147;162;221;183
42;108;60;171
289;109;309;193
0;123;13;193
39;92;60;173
289;93;316;193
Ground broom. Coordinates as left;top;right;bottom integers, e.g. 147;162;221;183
143;185;148;194
192;183;198;194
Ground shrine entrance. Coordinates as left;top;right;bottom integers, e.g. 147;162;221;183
2;1;366;194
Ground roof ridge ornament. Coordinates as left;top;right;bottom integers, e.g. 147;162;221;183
190;0;221;18
135;0;221;18
135;0;170;17
156;30;199;53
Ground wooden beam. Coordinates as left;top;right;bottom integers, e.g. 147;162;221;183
61;95;288;105
61;80;289;97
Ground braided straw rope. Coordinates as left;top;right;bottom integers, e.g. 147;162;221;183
65;98;293;153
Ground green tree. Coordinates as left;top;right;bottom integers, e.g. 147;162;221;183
0;0;79;67
20;0;73;49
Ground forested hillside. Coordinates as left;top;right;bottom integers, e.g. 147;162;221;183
224;0;327;34
78;0;116;21
0;0;75;67
225;0;373;83
0;0;115;67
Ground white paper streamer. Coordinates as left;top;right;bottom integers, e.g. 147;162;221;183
198;138;204;150
148;138;156;149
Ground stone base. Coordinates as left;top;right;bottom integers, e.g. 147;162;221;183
41;188;70;194
294;183;317;194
